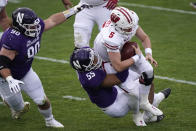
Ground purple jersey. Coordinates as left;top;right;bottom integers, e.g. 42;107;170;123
77;68;117;108
0;18;45;79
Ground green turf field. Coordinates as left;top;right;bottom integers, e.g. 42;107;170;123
0;0;196;130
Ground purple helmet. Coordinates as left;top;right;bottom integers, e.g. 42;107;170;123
12;7;41;37
70;48;102;72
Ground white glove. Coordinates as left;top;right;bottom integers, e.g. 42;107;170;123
6;76;24;94
73;3;92;13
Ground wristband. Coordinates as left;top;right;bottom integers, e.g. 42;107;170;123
6;76;13;82
62;8;76;19
132;55;139;63
145;48;152;55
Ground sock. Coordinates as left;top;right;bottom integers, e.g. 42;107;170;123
38;106;53;121
153;92;165;107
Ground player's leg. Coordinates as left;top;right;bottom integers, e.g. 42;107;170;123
0;77;29;119
73;8;95;48
21;68;64;128
94;3;111;31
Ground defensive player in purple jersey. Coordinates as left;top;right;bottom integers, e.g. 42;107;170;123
70;48;171;126
0;4;90;128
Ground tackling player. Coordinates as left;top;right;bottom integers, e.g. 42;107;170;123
70;48;171;126
0;3;89;128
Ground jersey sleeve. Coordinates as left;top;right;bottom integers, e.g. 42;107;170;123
39;18;45;34
78;69;106;89
0;30;21;51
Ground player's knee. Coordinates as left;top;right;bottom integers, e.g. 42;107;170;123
110;107;127;118
74;27;90;48
139;71;154;86
35;97;50;110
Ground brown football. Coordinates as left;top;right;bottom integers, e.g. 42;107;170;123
121;41;138;61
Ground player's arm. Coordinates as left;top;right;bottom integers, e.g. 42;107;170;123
135;26;158;66
0;7;12;31
0;48;24;93
108;46;141;72
101;69;128;87
44;3;89;31
0;47;16;78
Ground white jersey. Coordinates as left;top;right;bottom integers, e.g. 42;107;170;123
94;20;138;62
80;0;107;6
0;0;7;12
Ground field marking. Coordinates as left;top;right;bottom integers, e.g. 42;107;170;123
8;0;21;4
119;2;196;15
62;96;86;101
34;56;196;86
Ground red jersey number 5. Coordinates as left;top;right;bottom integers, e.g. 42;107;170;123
109;32;115;38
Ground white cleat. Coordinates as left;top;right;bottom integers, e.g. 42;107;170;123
140;103;163;116
11;102;30;119
133;112;147;126
46;118;64;128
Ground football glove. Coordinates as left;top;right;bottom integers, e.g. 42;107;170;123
6;76;24;94
74;3;92;13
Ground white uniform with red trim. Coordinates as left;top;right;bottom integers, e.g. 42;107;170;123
0;0;7;12
74;0;113;48
93;19;153;95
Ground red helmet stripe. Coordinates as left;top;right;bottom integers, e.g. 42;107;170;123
117;8;132;23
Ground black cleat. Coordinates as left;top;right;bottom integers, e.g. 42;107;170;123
156;114;165;122
161;88;171;99
190;2;196;8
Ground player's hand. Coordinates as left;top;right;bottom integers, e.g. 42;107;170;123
62;0;72;9
145;54;158;67
132;45;141;57
6;76;24;94
104;0;118;10
74;3;93;13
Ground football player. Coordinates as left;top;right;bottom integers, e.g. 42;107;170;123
0;4;89;128
62;0;118;48
93;6;165;121
0;0;11;31
70;48;171;126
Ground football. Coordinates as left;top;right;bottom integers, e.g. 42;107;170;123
121;41;138;61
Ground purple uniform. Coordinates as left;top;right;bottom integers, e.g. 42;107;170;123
78;68;117;108
0;18;45;79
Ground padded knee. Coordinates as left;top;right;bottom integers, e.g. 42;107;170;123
139;72;154;86
34;97;46;105
74;27;91;48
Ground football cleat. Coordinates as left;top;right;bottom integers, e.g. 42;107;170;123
161;88;171;99
45;118;64;128
11;102;30;119
144;111;165;123
133;112;146;126
190;2;196;8
140;103;163;116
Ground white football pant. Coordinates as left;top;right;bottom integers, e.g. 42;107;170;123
74;2;111;48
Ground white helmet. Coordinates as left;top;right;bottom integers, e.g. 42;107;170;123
110;6;139;35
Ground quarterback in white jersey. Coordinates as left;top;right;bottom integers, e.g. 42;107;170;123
94;6;162;120
0;0;11;31
71;0;118;48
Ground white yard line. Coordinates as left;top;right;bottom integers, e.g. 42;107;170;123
8;0;21;4
119;2;196;15
34;56;196;86
62;96;86;101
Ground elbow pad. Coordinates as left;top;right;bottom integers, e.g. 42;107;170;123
115;69;129;83
0;55;12;70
